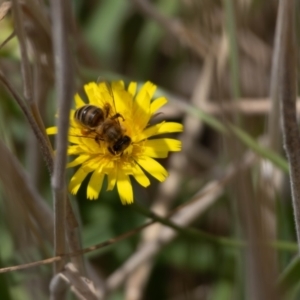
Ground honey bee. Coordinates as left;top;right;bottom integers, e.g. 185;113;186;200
74;82;131;155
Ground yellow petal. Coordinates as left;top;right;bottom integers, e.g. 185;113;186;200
67;154;91;168
98;81;115;108
131;163;150;187
113;89;132;117
128;82;137;97
137;81;156;100
74;93;86;109
145;138;181;151
139;122;183;140
111;80;125;89
117;169;133;204
132;82;155;130
67;143;94;155
132;100;151;131
82;156;106;170
150;97;167;114
69;167;90;195
69;111;77;127
84;82;102;106
67;145;85;155
142;148;168;158
135;156;168;182
105;162;117;191
46;127;57;135
87;167;105;200
142;139;181;158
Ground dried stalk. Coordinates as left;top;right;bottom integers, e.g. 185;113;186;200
0;73;54;173
62;263;98;300
11;0;33;101
165;97;300;118
267;0;284;150
0;221;155;274
0;140;54;242
131;0;208;57
50;0;76;274
125;53;215;299
278;0;300;249
107;151;257;293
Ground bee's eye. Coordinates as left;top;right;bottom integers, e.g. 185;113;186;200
113;136;131;153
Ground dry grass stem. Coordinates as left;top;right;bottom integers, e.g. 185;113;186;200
166;96;300;117
0;150;255;277
125;53;215;299
107;151;257;293
50;0;81;274
131;0;208;57
11;0;33;101
0;221;155;274
1;1;299;298
267;0;284;151
0;31;15;50
278;0;300;249
62;263;98;300
0;72;54;173
0;1;11;20
0;140;54;242
49;273;69;300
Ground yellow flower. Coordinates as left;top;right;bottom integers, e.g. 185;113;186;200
47;81;183;204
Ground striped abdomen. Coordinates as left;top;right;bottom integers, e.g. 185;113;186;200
74;105;105;129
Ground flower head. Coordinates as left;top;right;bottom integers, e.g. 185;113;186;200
47;81;183;204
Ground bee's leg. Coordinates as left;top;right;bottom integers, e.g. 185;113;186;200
108;147;115;155
95;135;104;144
81;128;92;135
95;136;100;144
104;105;111;118
111;113;125;121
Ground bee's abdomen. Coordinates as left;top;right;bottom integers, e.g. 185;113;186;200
75;105;104;128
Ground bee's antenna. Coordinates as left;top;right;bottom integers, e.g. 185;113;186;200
69;134;97;140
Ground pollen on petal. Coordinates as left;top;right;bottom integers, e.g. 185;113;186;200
135;156;168;182
117;169;133;204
